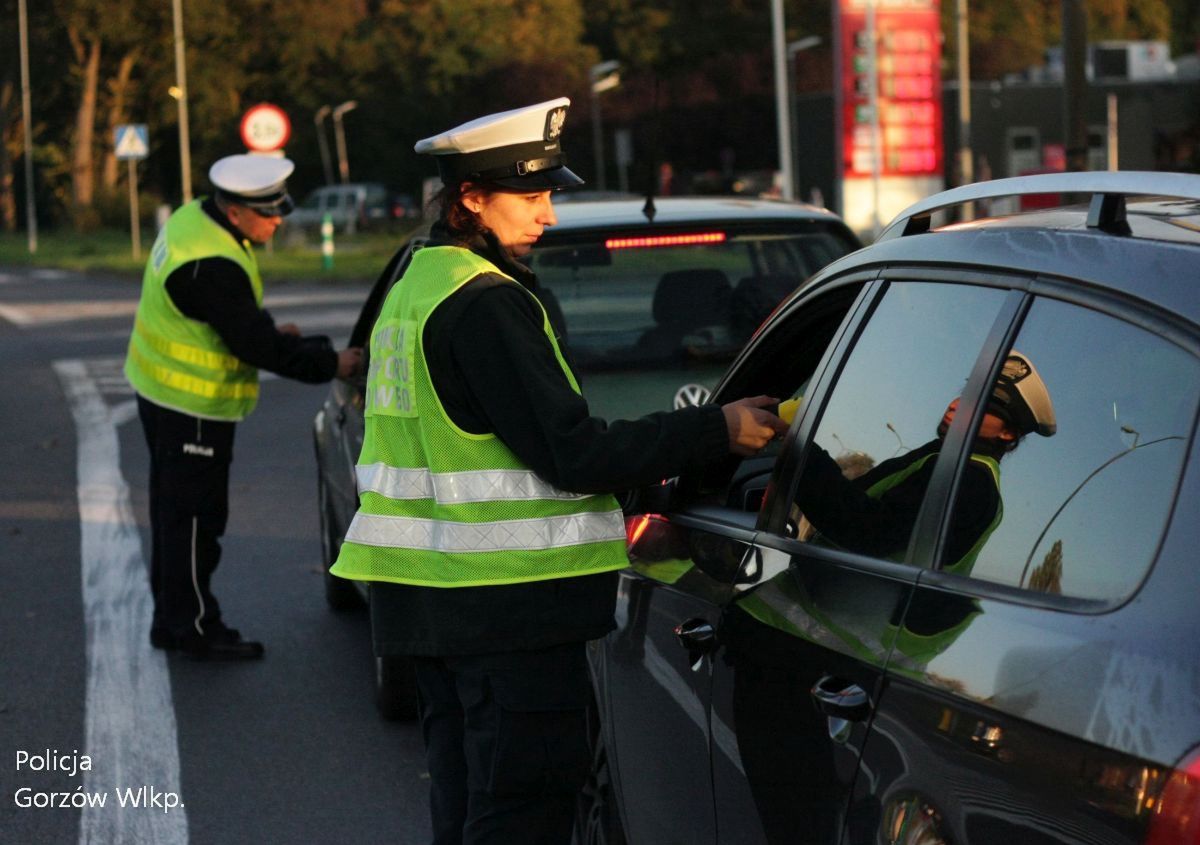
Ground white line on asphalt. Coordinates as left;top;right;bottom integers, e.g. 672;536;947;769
54;359;189;845
0;294;364;328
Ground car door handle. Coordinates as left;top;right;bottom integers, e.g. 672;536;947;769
674;618;718;671
810;675;871;721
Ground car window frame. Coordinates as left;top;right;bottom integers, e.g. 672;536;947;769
671;270;880;523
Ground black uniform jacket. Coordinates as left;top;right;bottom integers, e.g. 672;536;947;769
163;198;337;385
371;227;729;656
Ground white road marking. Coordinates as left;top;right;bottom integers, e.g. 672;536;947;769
54;359;189;845
0;291;364;328
0;300;139;326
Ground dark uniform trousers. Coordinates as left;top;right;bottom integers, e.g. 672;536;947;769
137;395;236;641
414;641;593;845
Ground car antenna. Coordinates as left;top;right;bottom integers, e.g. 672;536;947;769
642;76;660;222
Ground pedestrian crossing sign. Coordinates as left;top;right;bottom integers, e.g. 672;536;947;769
114;124;149;160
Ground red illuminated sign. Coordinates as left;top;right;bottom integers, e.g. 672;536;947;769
837;0;943;178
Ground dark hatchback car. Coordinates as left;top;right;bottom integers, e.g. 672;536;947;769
312;197;860;715
578;172;1200;845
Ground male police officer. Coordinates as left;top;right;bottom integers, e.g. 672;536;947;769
331;99;786;844
125;154;361;661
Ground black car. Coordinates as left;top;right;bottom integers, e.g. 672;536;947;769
312;197;860;718
578;171;1200;845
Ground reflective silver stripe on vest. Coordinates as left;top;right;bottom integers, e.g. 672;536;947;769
344;510;625;552
356;463;591;504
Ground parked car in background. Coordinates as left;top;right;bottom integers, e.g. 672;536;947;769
575;172;1200;845
312;196;861;718
287;182;406;233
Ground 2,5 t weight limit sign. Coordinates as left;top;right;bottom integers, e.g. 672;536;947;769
240;103;291;153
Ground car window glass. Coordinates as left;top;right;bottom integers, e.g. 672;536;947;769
300;192;321;210
943;299;1199;601
529;229;855;419
785;282;1008;563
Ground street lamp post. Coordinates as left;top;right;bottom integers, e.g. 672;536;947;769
17;0;36;252
787;36;822;203
171;0;192;202
332;100;358;184
956;0;974;218
589;61;620;191
314;105;334;186
770;0;793;200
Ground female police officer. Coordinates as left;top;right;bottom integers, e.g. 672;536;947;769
330;98;786;845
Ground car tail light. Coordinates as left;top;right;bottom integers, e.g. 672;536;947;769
1146;747;1200;845
625;513;665;547
605;232;726;249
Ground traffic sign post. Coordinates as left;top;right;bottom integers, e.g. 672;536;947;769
114;124;149;260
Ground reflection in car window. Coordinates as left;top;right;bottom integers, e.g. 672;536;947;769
944;299;1199;601
786;282;1008;562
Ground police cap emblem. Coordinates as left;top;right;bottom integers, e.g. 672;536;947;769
545;107;567;142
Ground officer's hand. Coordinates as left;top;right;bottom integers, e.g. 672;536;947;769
278;322;302;336
722;395;790;456
337;347;364;379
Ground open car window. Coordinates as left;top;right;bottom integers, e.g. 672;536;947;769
677;280;868;512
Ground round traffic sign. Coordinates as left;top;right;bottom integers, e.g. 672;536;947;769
240;103;291;153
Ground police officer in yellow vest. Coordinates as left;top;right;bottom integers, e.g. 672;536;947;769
125;154;362;661
329;98;787;844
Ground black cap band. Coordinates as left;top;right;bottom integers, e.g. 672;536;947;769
215;188;294;217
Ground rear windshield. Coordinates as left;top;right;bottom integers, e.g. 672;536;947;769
527;227;855;375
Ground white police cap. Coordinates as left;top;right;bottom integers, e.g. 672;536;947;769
208;154;295;216
990;351;1056;437
414;97;584;191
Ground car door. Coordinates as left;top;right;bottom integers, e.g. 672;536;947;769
854;289;1200;845
705;277;1020;844
603;512;757;845
598;276;872;845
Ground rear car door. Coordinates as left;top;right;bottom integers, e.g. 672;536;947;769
706;278;1020;844
855;287;1200;844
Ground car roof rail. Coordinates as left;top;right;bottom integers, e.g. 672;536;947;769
878;171;1200;241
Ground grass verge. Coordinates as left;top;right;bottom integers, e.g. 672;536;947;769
0;223;420;285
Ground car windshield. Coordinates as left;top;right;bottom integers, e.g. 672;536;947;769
528;228;851;372
526;226;854;418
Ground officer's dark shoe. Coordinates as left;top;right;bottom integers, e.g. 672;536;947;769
179;628;265;662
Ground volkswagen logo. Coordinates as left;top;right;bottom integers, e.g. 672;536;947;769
674;383;711;409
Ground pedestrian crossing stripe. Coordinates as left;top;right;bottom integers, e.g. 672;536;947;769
114;125;149;160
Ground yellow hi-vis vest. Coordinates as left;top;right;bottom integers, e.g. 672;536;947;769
330;246;628;588
124;200;262;420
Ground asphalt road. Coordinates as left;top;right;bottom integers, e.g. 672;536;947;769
0;264;432;844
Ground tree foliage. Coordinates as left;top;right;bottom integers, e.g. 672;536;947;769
0;0;1194;229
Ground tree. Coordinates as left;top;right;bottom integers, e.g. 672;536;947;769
940;0;1177;81
1028;539;1064;595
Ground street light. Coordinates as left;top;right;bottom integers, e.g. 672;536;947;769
770;0;793;199
314;105;334;186
332;100;358;184
786;36;822;203
590;61;620;191
17;0;36;252
171;0;192;202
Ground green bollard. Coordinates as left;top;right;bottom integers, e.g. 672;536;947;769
321;212;335;270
